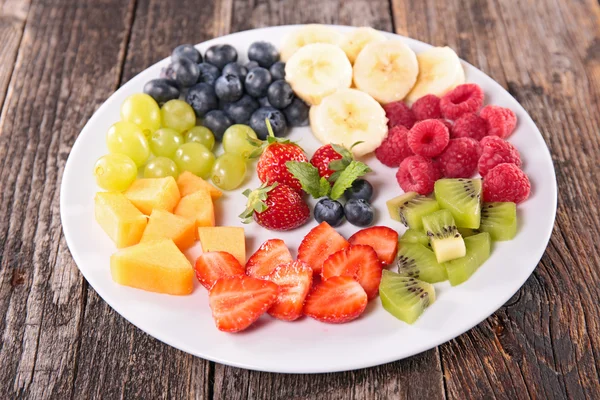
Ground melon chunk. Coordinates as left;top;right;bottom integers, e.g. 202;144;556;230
124;176;180;215
174;189;215;230
95;192;147;248
177;171;223;199
110;239;194;295
141;209;196;251
198;227;246;265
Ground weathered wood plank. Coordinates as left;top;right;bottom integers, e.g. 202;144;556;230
0;0;30;110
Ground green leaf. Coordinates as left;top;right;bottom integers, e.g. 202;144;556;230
328;171;342;183
328;159;350;171
330;143;354;160
318;177;331;197
286;161;330;199
330;161;371;200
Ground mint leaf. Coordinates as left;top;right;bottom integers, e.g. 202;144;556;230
318;177;331;197
330;161;371;200
328;159;350;171
286;161;330;198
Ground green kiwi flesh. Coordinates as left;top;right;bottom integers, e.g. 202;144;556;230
379;270;436;324
397;243;447;283
434;178;482;229
386;192;440;230
399;229;430;247
479;202;517;241
445;232;491;286
457;227;479;237
422;209;466;263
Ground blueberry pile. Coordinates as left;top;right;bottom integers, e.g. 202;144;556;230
143;42;309;141
314;179;375;227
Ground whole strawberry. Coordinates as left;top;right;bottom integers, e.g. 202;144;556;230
240;183;310;231
310;144;342;180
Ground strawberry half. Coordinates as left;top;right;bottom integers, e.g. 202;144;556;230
194;251;245;290
303;276;368;323
348;226;399;265
297;222;350;274
208;275;279;332
321;245;382;299
246;238;293;278
266;261;313;321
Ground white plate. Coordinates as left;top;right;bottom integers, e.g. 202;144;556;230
60;25;557;373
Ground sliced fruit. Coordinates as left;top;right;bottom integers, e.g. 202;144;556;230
348;226;399;265
208;275;279;332
422;209;466;263
197;226;246;266
321;245;382;299
457;227;479;238
386;192;440;230
479;202;517;241
298;221;350;275
266;261;313;321
174;188;215;229
140;209;196;251
352;40;419;104
285;43;352;105
245;239;293;278
340;27;387;64
399;228;430;247
110;239;193;295
434;178;482;229
194;251;245;290
379;270;436;324
303;276;368;323
280;24;344;62
397;242;447;283
445;232;491;285
124;176;181;215
309;88;388;157
94;191;147;248
176;170;222;199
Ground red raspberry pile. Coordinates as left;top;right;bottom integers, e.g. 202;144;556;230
377;83;531;203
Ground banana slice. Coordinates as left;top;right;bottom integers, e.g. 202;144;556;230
309;88;388;157
285;43;352;106
280;24;344;62
352;40;419;104
405;46;465;105
340;27;387;64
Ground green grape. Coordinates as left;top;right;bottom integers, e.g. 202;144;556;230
173;142;215;179
149;128;183;158
184;126;215;150
211;153;247;190
94;153;137;191
120;93;161;136
222;125;259;159
161;99;196;133
106;121;150;167
144;157;179;178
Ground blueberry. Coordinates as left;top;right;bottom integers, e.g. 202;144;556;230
245;60;260;71
244;67;272;98
344;179;374;202
222;62;248;81
143;78;180;105
172;44;202;63
203;110;233;141
267;80;294;109
344;199;374;227
250;107;287;139
197;63;221;85
223;95;259;124
269;61;286;80
163;58;199;88
186;83;218;117
258;96;272;108
214;74;243;103
205;44;237;69
314;198;345;227
248;41;279;68
283;97;309;127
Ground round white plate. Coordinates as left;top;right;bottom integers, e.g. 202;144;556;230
60;25;557;373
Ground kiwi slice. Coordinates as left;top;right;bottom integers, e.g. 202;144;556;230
434;178;482;229
397;243;447;283
386;192;440;230
422;209;466;263
457;227;479;238
479;202;517;241
379;270;436;324
445;232;491;285
399;228;430;247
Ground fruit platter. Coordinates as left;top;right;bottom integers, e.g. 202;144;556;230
60;25;557;373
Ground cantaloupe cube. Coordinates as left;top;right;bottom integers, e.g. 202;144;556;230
174;189;215;230
140;209;196;251
177;171;222;199
110;239;194;295
124;176;180;215
95;192;148;248
198;227;246;265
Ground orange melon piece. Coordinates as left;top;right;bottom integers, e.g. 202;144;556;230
124;176;180;215
198;227;246;265
94;192;148;248
177;171;222;199
174;188;215;230
141;209;196;251
110;239;194;295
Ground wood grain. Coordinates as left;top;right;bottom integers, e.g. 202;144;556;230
0;0;30;110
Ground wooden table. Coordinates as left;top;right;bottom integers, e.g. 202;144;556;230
1;0;599;398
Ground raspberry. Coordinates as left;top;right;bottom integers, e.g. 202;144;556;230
438;119;453;131
440;84;484;120
411;94;442;120
435;138;480;178
451;112;489;140
478;135;522;176
407;119;450;157
375;125;413;167
480;105;517;139
396;155;440;195
483;163;531;203
383;101;416;129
